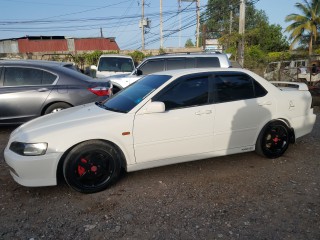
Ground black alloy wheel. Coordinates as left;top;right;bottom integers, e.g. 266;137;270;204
256;121;290;158
63;140;121;193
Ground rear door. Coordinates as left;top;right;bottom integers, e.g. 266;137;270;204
0;67;57;124
211;72;272;151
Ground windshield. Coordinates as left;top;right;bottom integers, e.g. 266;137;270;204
98;57;134;72
99;74;171;113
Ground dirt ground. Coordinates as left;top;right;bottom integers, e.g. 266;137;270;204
0;109;319;240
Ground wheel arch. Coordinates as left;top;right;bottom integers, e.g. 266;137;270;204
256;118;295;146
41;101;73;115
56;139;127;183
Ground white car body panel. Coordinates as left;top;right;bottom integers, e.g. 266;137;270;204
134;101;215;163
4;68;316;187
111;75;140;89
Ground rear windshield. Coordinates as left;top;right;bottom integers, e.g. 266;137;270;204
98;57;134;72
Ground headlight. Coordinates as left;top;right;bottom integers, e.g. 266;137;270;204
9;142;48;156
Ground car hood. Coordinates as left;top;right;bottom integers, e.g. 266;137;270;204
11;103;120;138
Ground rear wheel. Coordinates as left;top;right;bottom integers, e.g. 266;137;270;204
255;121;290;158
63;140;121;193
44;102;72;114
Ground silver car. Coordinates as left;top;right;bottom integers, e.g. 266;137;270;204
0;60;112;125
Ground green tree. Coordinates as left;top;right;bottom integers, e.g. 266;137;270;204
202;0;267;38
285;0;320;55
185;38;195;47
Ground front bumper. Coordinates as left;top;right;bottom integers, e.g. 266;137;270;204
4;146;62;187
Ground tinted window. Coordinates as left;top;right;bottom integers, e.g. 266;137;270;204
4;67;42;86
98;57;134;72
140;59;165;75
102;74;171;113
213;74;254;103
197;57;220;68
253;80;267;97
167;58;185;70
42;71;57;84
186;58;196;68
154;76;209;110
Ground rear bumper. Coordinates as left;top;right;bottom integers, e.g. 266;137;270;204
291;110;317;139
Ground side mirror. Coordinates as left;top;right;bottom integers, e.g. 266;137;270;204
136;69;143;76
145;101;165;114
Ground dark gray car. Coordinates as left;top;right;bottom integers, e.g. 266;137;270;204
0;60;112;125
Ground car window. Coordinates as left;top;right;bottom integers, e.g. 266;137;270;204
253;80;268;97
153;76;209;110
42;71;57;84
98;57;134;72
212;74;255;103
196;57;220;68
101;74;171;113
166;58;186;70
4;67;42;86
3;67;57;86
139;59;165;75
186;58;196;68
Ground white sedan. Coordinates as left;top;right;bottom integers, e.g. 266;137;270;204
4;68;316;193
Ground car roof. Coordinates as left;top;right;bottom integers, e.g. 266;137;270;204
0;59;75;68
149;67;251;79
143;52;228;60
99;54;133;59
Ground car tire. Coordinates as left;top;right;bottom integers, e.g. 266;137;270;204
255;121;290;159
63;140;122;193
44;102;72;114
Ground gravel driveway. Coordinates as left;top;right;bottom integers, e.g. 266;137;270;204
1;108;319;240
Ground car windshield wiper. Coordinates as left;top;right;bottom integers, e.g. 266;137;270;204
95;101;106;108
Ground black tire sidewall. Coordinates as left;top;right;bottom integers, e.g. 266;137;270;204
256;121;290;159
63;140;121;193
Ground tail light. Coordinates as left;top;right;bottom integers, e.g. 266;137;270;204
88;86;112;96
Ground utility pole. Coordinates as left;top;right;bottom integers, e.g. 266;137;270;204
100;27;103;38
178;0;181;48
202;24;207;50
160;0;163;49
238;0;245;66
141;0;145;50
229;10;233;34
196;0;200;47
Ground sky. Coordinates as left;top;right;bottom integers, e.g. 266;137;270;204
0;0;298;50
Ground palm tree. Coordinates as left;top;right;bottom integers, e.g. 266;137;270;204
285;0;320;55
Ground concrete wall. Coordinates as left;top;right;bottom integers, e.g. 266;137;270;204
0;40;19;54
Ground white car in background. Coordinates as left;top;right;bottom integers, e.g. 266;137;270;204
4;68;316;193
90;54;135;78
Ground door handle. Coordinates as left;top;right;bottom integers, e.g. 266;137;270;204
195;110;212;115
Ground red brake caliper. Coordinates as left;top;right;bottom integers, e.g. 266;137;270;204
273;135;279;144
77;158;87;176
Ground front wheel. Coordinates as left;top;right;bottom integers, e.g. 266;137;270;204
63;140;122;193
255;121;290;158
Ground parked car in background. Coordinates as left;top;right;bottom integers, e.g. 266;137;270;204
4;68;316;193
109;52;232;93
90;54;135;78
309;80;320;106
0;60;112;125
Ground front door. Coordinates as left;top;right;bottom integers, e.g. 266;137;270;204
133;74;215;163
